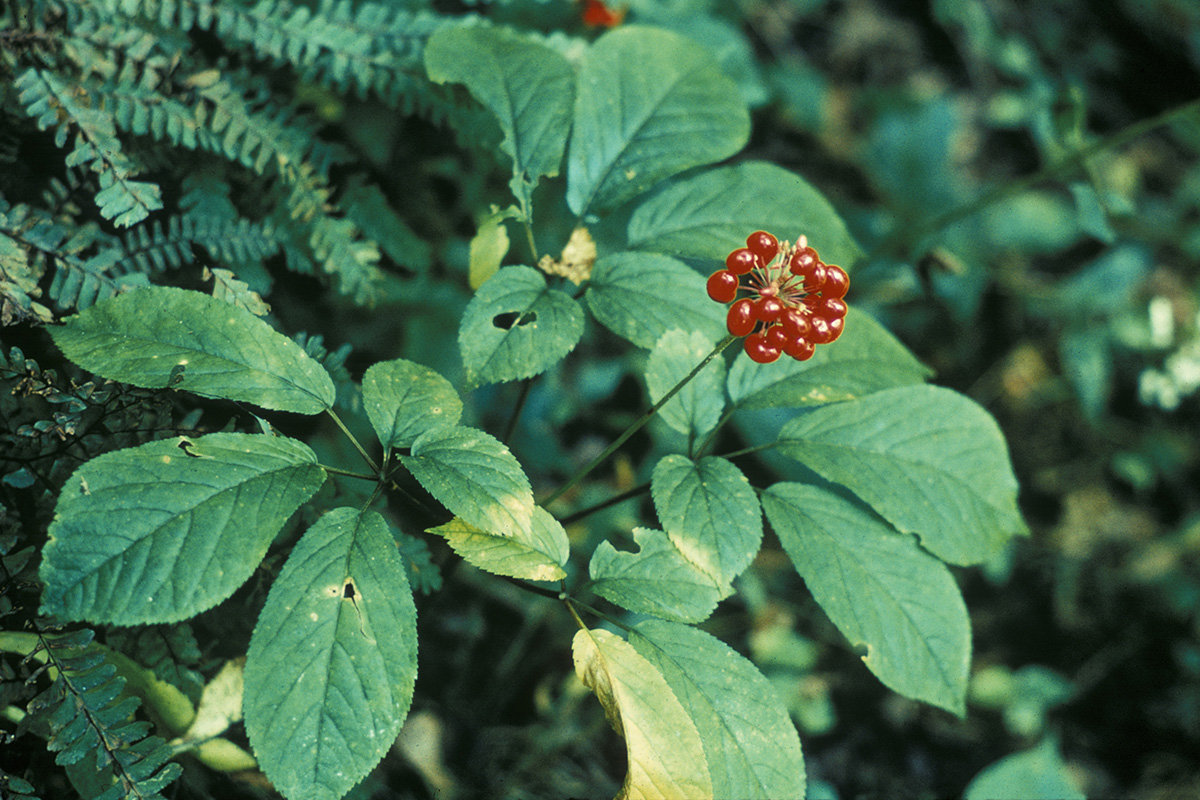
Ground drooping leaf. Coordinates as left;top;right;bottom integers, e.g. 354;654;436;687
727;308;931;410
361;358;462;451
589;528;725;624
652;455;762;585
50;286;334;415
40;433;326;625
425;26;574;216
762;483;970;715
428;507;568;582
627;161;863;268
628;620;806;799
646;330;725;440
400;426;534;537
567;26;749;218
572;627;713;799
964;738;1086;800
585;252;726;349
777;385;1028;565
468;210;512;290
459;266;585;387
244;508;418;800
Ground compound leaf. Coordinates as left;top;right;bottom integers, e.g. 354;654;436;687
362;359;462;451
586;252;726;349
459;266;584;387
777;385;1027;565
589;528;725;624
244;508;418;800
567;26;749;218
627;160;863;268
40;433;326;625
628;620;806;799
652;455;762;586
762;483;970;715
646;330;725;440
428;507;568;582
51;286;334;415
727;308;931;410
572;627;712;799
400;426;534;537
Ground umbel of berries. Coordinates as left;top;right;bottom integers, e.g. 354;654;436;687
707;231;850;364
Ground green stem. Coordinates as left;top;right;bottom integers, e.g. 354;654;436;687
718;442;777;461
557;480;651;526
502;379;534;444
524;219;540;263
879;97;1200;260
319;464;377;481
541;335;736;507
326;408;379;475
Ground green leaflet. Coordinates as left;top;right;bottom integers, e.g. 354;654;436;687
762;483;970;715
589;528;724;624
400;425;535;538
964;738;1086;800
40;433;326;625
585;252;726;349
652;455;762;586
572;627;712;798
627;160;863;268
646;330;725;440
726;308;932;410
425;26;574;217
459;266;585;387
428;507;568;582
361;358;462;451
777;385;1028;565
567;26;749;218
244;508;418;800
628;620;806;799
51;286;334;415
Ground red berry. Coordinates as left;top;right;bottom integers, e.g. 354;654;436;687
817;297;848;320
824;316;845;342
752;296;784;323
788;247;819;275
707;270;739;303
765;324;789;350
784;335;815;361
744;333;781;363
809;315;835;344
822;265;849;299
727;298;756;337
746;231;779;264
801;262;827;293
726;248;758;275
780;307;811;339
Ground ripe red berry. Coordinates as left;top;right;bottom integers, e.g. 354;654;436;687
744;333;781;363
816;297;848;320
765;323;789;350
706;270;739;303
783;335;815;361
823;316;845;342
822;265;849;299
727;298;756;337
809;315;834;344
746;231;779;264
780;307;811;339
726;248;758;276
800;262;827;293
788;247;819;275
752;296;784;323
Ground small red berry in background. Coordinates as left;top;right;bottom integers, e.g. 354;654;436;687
581;0;625;28
706;232;850;363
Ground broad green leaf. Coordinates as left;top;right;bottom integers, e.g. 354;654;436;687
777;385;1027;565
425;26;574;216
646;330;725;440
468;210;511;290
400;426;534;537
964;738;1085;800
459;266;585;387
627;161;863;268
652;455;762;585
40;433;325;625
244;508;417;800
428;507;568;582
589;528;724;624
572;627;712;799
585;252;726;349
361;359;462;451
567;26;749;218
762;483;970;715
727;308;931;410
628;620;806;799
51;286;334;415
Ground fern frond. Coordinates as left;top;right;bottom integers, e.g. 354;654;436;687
0;207;54;325
14;68;163;227
115;215;279;275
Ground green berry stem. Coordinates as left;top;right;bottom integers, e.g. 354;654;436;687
541;334;737;507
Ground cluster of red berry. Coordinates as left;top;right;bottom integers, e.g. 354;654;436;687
706;231;849;364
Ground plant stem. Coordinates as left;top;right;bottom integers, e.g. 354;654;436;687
557;480;651;526
541;334;736;507
326;408;379;475
502;379;534;444
319;464;377;481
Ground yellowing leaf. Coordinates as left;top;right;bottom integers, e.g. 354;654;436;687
429;507;568;582
572;628;712;800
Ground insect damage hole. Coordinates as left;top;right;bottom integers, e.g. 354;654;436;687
343;579;357;600
493;310;537;330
